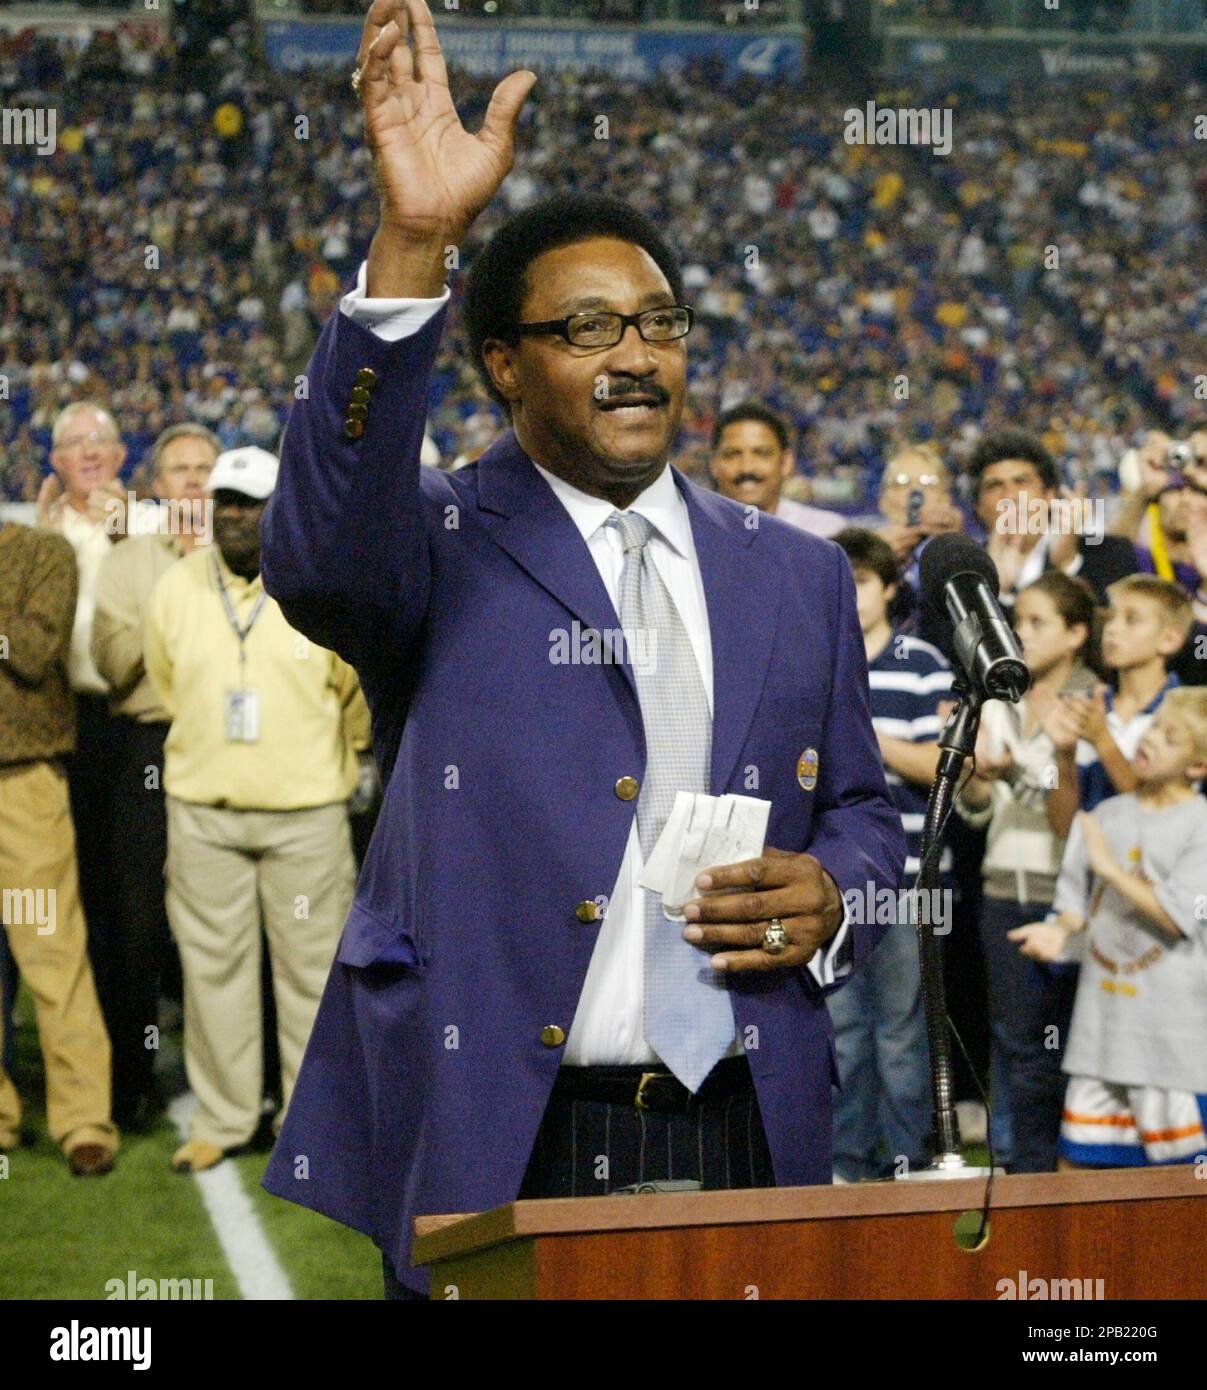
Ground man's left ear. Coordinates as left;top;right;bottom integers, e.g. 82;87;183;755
780;451;796;481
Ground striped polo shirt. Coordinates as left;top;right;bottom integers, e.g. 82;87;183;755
867;631;954;877
1077;673;1179;812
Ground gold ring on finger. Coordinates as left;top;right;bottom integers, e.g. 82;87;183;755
761;918;789;956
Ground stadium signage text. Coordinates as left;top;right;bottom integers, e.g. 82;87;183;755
265;21;803;82
884;32;1195;88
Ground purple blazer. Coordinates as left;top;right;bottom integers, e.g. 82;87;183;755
259;301;905;1293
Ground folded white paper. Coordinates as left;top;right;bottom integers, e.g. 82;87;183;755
639;793;772;920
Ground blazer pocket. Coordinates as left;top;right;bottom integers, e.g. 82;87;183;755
335;901;425;971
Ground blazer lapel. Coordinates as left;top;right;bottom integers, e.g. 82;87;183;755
474;435;782;788
676;473;783;796
475;431;639;707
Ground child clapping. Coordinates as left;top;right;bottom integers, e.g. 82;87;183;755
1010;689;1207;1168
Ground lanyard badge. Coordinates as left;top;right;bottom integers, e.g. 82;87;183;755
212;551;268;744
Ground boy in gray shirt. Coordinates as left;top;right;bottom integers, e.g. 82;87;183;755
1011;687;1207;1167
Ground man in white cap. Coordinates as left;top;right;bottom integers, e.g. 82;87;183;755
144;446;370;1173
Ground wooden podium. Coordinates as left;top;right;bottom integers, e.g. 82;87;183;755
413;1166;1207;1299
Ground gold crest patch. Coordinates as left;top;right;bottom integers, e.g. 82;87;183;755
796;747;819;792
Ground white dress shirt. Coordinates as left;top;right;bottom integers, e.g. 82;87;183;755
342;262;851;1066
997;531;1084;609
57;504;112;695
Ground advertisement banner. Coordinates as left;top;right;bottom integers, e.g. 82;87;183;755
264;20;804;82
882;31;1207;86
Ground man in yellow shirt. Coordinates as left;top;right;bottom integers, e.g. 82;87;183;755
144;447;369;1173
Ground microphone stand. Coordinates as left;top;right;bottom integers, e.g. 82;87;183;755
900;673;1000;1181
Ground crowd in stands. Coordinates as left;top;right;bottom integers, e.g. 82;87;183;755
5;29;1196;515
925;82;1207;436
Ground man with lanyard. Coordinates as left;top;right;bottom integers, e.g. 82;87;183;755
144;447;370;1173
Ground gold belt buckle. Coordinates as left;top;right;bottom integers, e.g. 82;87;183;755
634;1071;662;1110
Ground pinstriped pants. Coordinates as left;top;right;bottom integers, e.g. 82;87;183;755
383;1081;776;1299
517;1083;775;1198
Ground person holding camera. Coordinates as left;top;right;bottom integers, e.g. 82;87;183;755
1109;424;1207;683
1111;426;1207;587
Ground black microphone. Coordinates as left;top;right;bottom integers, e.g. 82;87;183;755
919;534;1030;704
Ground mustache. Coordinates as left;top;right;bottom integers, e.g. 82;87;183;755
599;380;669;404
732;473;770;486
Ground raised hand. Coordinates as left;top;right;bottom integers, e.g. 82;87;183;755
1008;920;1073;962
1076;685;1110;745
986;528;1026;596
1033;687;1082;754
86;478;129;537
1135;430;1174;499
1047;490;1080;570
877;522;924;565
36;472;63;528
918;500;963;537
357;0;537;295
973;724;1013;782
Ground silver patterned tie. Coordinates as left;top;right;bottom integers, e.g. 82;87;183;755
606;510;735;1092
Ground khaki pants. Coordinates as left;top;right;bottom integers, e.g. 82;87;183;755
166;797;354;1149
0;761;117;1156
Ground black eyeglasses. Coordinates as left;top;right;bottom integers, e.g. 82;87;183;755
515;305;694;349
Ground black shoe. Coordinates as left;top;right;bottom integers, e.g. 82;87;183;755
114;1088;166;1133
250;1112;278;1153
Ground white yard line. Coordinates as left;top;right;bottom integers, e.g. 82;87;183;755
168;1094;294;1301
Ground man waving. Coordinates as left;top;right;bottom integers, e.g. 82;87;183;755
261;0;903;1300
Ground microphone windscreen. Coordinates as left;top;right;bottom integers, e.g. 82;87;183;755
919;533;1000;598
918;534;1001;664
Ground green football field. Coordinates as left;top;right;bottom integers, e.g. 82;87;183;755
0;988;380;1302
1;984;993;1300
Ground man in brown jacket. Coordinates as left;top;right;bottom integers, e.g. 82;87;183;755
0;520;118;1174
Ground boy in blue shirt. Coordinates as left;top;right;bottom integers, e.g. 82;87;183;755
829;530;952;1180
